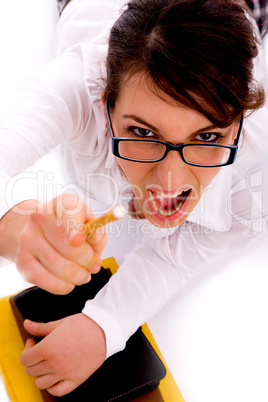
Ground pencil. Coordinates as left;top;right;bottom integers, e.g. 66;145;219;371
84;205;126;237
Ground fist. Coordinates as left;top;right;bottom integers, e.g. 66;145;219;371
15;193;107;294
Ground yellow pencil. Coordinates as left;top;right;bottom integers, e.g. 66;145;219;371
84;205;126;237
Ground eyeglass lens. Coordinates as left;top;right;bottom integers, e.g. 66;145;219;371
183;145;231;166
118;140;231;166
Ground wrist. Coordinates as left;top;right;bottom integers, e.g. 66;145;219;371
0;199;41;261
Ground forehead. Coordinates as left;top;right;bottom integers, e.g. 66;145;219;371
115;73;214;138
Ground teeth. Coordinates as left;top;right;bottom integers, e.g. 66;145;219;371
156;190;183;199
148;190;186;217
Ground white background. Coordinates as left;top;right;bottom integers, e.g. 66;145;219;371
0;1;267;401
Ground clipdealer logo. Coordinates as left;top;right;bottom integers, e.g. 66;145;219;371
228;169;264;233
4;170;136;216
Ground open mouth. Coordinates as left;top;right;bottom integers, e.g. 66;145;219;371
148;188;191;219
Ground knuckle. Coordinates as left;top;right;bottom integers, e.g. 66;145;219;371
65;247;81;261
47;357;58;371
66;261;91;285
79;271;91;285
53;282;75;295
58;193;85;216
44;251;62;269
20;353;26;366
29;211;46;226
25;366;33;376
35;378;47;390
54;224;68;242
19;228;34;249
68;242;94;265
64;261;79;281
49;388;65;397
89;264;101;274
82;252;98;269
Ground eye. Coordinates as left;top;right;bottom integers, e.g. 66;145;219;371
195;132;223;143
128;127;155;138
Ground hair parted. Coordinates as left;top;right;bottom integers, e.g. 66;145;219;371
103;0;265;126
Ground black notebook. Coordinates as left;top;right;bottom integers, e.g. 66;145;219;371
10;267;166;402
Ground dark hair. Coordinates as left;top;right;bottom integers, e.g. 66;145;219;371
103;0;265;127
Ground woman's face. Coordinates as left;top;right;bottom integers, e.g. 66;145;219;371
108;74;239;228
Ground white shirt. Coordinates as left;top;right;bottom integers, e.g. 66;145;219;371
0;0;267;358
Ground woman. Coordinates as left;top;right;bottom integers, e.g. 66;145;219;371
0;0;267;396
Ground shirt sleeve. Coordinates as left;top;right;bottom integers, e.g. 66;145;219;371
81;222;233;358
82;231;193;358
0;46;90;219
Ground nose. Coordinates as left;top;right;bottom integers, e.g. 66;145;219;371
156;150;189;190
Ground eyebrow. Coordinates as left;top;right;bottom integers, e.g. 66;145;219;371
123;114;159;133
122;114;221;137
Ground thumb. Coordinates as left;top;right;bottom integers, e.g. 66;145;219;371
23;319;59;337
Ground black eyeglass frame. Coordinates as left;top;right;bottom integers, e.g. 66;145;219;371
106;103;244;168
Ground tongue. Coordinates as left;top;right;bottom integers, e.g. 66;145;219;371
155;190;189;211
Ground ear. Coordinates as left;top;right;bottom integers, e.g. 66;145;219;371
101;91;106;118
233;113;244;146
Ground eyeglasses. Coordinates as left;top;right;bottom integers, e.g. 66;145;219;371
106;103;244;168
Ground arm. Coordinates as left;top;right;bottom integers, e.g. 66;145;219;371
0;47;88;183
0;200;40;262
0;45;98;271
